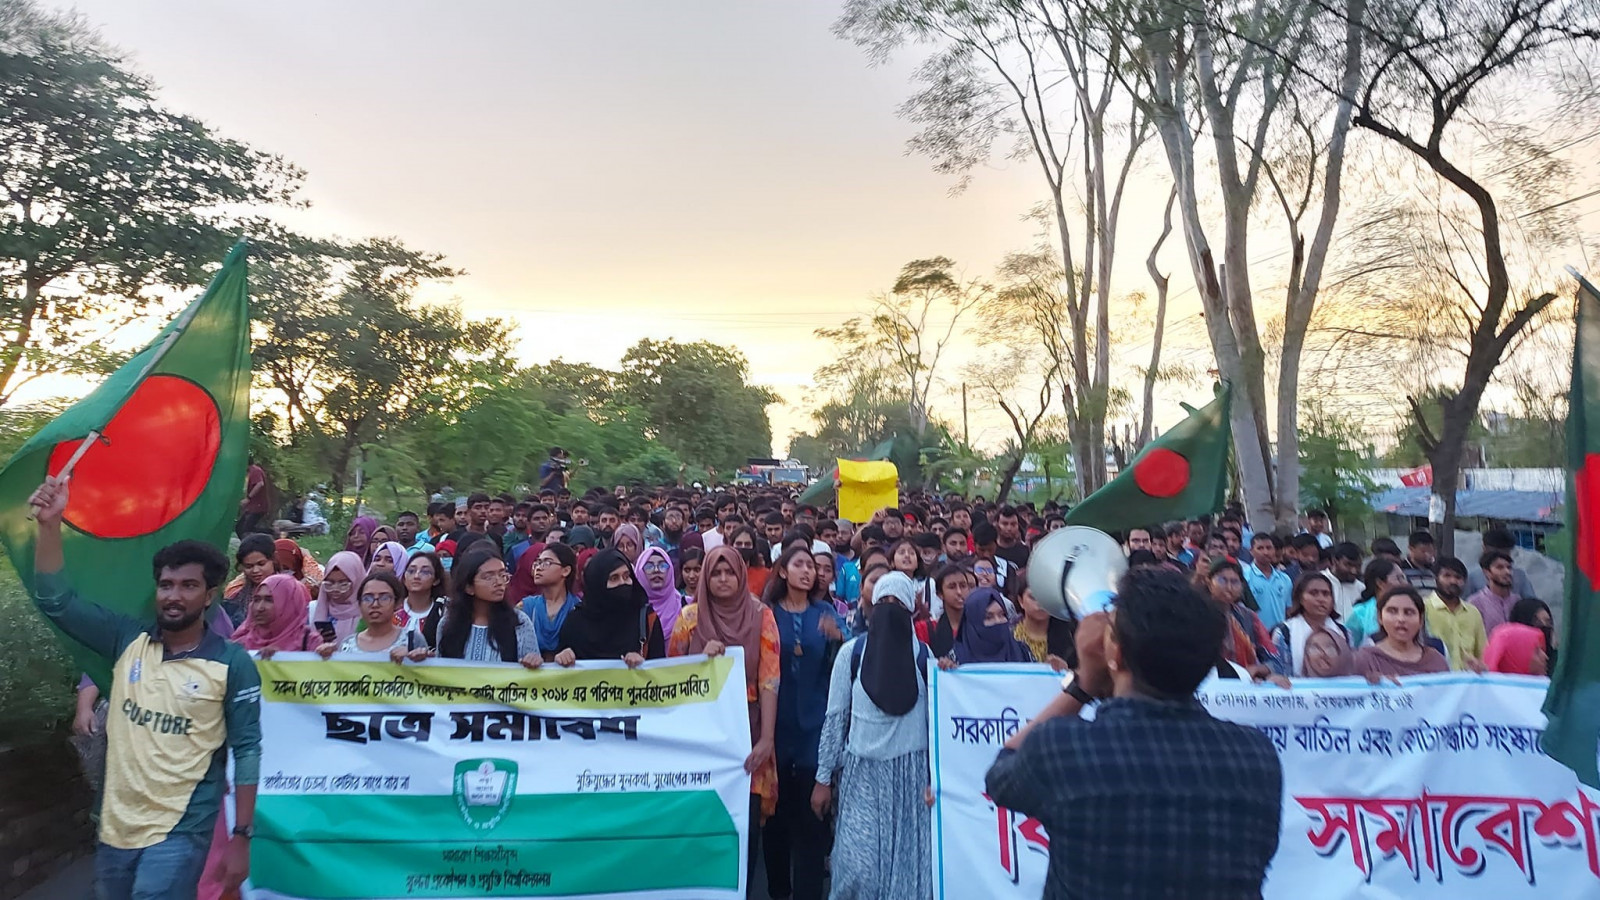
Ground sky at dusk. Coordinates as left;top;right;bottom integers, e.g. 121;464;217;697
40;0;1120;450
35;1;1597;455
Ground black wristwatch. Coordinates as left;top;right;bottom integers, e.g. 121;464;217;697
232;825;254;839
1060;672;1095;705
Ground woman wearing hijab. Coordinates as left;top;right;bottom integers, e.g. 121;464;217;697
760;545;846;900
947;587;1028;664
529;543;581;661
369;541;409;577
344;515;379;565
612;523;643;564
1268;573;1353;678
635;545;684;636
555;548;665;664
813;571;932;900
231;573;317;657
312;551;367;643
667;545;781;879
274;538;324;595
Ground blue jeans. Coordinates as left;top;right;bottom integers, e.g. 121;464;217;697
95;832;210;900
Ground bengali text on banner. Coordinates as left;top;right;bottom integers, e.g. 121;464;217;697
928;665;1600;900
246;651;752;900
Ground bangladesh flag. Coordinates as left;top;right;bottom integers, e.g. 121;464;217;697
1065;382;1232;532
0;243;252;687
1543;272;1600;788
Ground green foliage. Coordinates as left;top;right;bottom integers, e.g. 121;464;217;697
0;558;75;736
1299;400;1380;525
617;339;776;473
0;0;302;407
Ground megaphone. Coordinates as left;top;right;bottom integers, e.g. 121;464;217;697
1026;525;1127;620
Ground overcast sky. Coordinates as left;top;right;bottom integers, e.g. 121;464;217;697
42;0;1123;449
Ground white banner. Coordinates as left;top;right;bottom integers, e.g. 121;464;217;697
929;665;1600;899
248;652;751;900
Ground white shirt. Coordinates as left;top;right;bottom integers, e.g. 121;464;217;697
1322;569;1365;621
701;530;724;551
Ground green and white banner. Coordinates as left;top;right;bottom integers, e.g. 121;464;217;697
247;653;752;899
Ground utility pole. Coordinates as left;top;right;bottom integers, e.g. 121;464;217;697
962;383;969;447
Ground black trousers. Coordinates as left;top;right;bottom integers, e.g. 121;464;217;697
761;763;828;900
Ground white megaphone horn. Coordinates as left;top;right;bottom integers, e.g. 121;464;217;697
1026;525;1127;620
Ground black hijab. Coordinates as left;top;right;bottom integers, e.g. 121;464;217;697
559;549;646;659
860;572;919;717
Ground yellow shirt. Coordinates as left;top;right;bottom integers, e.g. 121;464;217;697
1425;592;1487;671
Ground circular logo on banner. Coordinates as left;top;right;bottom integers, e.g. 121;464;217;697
1132;448;1191;499
49;374;222;539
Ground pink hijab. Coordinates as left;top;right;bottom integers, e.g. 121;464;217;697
313;551;367;642
635;545;682;635
230;573;316;652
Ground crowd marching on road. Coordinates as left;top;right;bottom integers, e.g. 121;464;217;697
34;449;1557;900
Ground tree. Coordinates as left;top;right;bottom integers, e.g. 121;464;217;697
814;257;985;437
836;0;1153;492
1344;0;1597;553
1298;399;1379;529
0;0;302;406
249;234;509;494
1108;0;1363;530
617;339;777;473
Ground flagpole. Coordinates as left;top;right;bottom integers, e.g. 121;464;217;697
26;241;248;516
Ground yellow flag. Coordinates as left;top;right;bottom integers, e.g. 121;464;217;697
837;458;898;523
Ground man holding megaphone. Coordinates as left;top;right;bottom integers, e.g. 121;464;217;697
985;565;1284;900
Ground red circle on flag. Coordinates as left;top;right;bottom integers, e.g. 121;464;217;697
49;375;222;539
1133;448;1191;498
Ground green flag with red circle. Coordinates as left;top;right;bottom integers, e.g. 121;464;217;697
1065;383;1231;533
0;242;251;687
1542;271;1600;788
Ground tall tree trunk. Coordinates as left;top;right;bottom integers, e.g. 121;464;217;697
1141;189;1176;447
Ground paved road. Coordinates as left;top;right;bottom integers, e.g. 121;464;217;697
17;856;93;900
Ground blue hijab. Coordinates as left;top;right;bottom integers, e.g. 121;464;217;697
953;588;1028;664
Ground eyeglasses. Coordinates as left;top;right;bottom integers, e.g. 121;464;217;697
324;581;353;592
477;570;511;583
642;562;670;573
359;594;393;605
533;558;560;568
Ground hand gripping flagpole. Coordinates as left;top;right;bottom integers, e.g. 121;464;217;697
26;241;247;520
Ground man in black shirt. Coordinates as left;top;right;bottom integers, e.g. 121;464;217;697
986;568;1282;900
994;505;1030;569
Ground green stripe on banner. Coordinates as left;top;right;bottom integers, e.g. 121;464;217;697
253;791;739;897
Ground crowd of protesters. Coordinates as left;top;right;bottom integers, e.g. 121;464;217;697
45;453;1557;900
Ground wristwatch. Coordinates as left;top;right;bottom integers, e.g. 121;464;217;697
1060;672;1095;705
232;825;254;839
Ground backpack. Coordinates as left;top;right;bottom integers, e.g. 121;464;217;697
849;636;930;685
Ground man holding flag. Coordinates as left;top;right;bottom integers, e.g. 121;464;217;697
0;244;260;897
30;476;260;898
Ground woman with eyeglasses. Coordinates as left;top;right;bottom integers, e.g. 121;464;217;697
316;572;429;662
636;545;684;636
398;550;448;644
971;558;998;589
1205;557;1278;674
435;548;542;667
530;543;580;661
312;551;366;643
